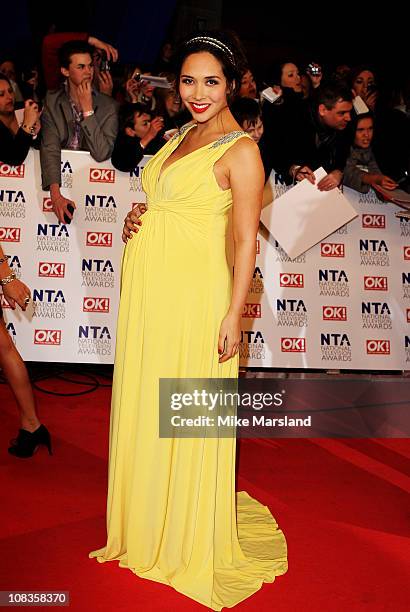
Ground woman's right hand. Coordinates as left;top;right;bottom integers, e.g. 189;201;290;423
22;99;40;129
122;204;147;243
2;278;31;310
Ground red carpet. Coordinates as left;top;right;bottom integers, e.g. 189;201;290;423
1;373;409;611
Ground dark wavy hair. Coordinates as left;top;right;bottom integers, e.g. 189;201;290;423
350;64;377;89
173;30;248;104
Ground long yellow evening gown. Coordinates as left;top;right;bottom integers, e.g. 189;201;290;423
89;123;288;610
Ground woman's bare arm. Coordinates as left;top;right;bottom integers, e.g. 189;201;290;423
218;138;264;362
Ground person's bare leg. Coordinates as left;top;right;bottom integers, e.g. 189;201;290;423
0;319;40;432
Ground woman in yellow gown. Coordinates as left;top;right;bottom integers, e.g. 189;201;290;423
89;32;287;609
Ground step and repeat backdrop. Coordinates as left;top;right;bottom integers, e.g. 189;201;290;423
0;149;147;364
0;149;409;369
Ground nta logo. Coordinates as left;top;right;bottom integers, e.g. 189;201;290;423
319;269;348;282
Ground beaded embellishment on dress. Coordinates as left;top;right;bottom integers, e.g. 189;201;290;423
210;131;246;148
169;126;247;149
169;123;194;143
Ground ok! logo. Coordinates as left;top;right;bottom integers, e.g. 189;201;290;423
86;232;113;247
38;262;66;278
89;168;116;183
0;163;25;178
0;227;21;242
34;329;62;346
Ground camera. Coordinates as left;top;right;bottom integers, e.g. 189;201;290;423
133;74;171;89
99;51;111;72
307;62;322;76
367;82;377;95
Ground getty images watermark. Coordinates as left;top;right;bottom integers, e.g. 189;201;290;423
159;378;410;438
159;378;311;438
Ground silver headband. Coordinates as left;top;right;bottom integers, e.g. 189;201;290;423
185;36;235;63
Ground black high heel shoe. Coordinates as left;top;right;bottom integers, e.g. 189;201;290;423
8;424;52;458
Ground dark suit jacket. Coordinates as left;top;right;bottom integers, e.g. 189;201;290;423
40;86;118;190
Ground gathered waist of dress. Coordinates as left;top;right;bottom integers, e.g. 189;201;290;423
141;204;229;239
146;199;231;216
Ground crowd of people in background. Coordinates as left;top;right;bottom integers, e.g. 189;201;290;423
1;31;409;211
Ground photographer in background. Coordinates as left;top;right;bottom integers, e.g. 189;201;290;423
0;73;41;165
91;48;114;97
259;59;306;182
111;103;164;172
20;66;42;103
154;73;190;132
372;76;410;185
238;67;259;100
42;32;118;91
284;81;353;190
0;59;24;106
306;61;323;90
350;65;378;112
343;113;398;193
231;97;264;144
40;40;118;224
118;65;157;111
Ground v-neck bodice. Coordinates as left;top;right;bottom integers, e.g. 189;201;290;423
141;124;250;215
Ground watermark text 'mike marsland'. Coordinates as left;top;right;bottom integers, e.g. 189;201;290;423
170;414;312;427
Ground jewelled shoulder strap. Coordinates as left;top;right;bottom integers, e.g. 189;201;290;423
209;131;250;149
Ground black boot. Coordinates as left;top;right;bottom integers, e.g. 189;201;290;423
8;424;52;458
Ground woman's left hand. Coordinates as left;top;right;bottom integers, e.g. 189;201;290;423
218;313;241;363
